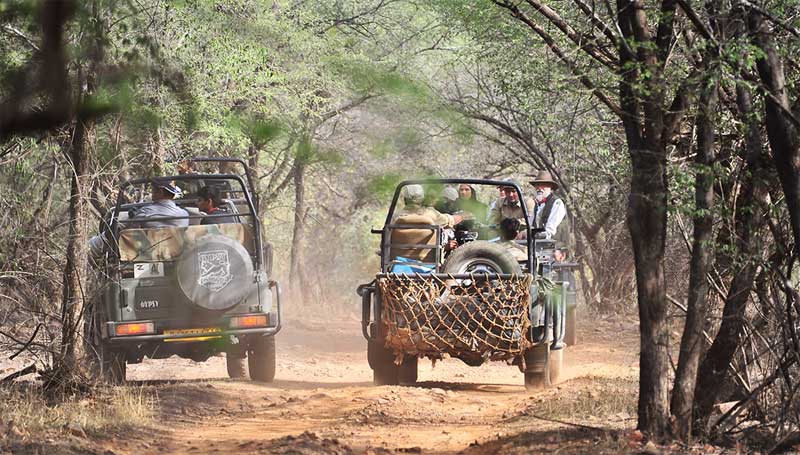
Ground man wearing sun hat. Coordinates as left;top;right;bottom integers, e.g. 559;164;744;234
128;181;190;228
529;170;568;244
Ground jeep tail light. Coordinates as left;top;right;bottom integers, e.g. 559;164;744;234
115;322;155;336
229;315;268;329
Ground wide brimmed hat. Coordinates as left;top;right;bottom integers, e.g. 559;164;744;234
528;170;559;189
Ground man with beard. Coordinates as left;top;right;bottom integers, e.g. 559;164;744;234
529;170;568;244
487;179;535;229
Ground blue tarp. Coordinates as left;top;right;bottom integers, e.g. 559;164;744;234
389;256;435;274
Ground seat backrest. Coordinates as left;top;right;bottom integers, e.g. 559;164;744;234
118;223;253;261
184;206;203;225
389;214;438;262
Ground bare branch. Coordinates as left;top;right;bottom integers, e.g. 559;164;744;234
492;0;624;118
522;0;618;70
1;25;40;52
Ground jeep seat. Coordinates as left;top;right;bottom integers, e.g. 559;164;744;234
118;223;254;262
389;214;439;263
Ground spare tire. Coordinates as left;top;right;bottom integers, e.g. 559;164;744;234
177;234;254;310
443;240;522;275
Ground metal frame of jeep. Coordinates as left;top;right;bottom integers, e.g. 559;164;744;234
90;157;281;382
357;178;569;389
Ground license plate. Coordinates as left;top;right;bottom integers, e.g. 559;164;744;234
163;327;222;336
134;262;164;278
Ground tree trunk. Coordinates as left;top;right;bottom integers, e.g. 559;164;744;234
670;79;718;440
692;60;771;432
56;117;93;383
748;11;800;256
627;147;672;440
289;160;306;289
616;0;675;439
247;145;263;218
53;0;102;386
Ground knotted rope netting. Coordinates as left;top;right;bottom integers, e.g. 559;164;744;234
377;273;533;363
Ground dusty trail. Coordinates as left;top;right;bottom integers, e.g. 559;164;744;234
109;315;639;454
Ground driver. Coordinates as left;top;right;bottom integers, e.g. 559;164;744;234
487;179;535;230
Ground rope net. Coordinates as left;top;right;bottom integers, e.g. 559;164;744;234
377;274;533;363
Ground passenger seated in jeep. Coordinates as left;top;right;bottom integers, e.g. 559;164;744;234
492;217;528;261
392;184;469;227
128;182;189;228
434;187;459;215
196;186;236;224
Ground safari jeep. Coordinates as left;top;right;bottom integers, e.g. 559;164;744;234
86;157;281;383
356;179;573;389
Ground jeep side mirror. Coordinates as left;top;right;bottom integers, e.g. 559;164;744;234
371;227;383;234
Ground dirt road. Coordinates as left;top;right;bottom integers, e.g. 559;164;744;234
104;314;639;454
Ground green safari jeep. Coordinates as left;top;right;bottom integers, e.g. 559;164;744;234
86;157;280;383
357;179;573;390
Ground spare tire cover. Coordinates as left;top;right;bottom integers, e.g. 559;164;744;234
177;234;254;310
443;240;522;275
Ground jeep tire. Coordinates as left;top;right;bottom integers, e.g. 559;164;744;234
398;356;418;384
565;306;577;346
248;335;276;382
177;234;254;311
549;348;563;384
226;354;247;379
523;343;550;390
368;339;398;385
443;240;522;275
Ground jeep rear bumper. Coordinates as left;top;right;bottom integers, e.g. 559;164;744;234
106;280;283;343
105;323;279;343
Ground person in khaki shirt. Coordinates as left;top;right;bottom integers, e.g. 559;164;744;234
392;184;468;227
487;179;535;226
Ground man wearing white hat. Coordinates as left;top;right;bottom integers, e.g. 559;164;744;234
128;181;190;229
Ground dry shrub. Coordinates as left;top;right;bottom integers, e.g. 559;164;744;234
526;377;637;424
0;384;156;436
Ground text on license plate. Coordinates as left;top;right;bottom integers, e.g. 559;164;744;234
134;262;164;278
163;327;223;336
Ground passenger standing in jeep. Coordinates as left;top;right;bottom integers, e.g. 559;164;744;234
529;171;567;243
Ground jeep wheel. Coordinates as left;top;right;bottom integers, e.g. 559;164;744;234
226;354;247;379
565;306;577;346
549;348;564;384
248;336;276;382
398;356;418;384
99;343;126;384
177;234;255;311
368;340;398;386
523;344;550;390
443;241;522;274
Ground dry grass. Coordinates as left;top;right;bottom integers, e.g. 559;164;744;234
0;384;156;437
527;376;638;425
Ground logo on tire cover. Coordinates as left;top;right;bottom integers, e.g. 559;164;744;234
198;249;233;292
